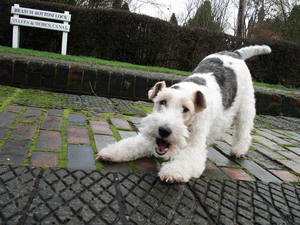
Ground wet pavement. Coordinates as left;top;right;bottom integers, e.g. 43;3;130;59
0;85;300;225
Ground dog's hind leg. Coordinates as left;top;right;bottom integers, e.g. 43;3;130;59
96;134;153;162
231;97;256;158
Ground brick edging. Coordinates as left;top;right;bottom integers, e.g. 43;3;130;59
0;55;299;117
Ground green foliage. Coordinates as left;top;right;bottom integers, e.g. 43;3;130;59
284;5;300;43
169;13;178;25
112;0;122;9
257;7;265;22
250;5;300;44
188;0;222;32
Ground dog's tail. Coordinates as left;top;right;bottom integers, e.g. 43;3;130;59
234;45;271;60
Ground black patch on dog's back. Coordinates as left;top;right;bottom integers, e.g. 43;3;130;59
217;51;241;59
171;85;180;89
193;58;237;109
182;76;206;86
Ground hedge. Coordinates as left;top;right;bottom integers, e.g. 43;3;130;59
0;0;299;87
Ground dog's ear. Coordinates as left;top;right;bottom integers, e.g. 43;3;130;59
148;81;166;100
194;91;207;112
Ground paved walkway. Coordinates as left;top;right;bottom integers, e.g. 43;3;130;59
0;85;300;224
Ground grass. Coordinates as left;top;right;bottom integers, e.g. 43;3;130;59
58;109;70;168
0;45;190;76
253;81;295;90
0;45;297;91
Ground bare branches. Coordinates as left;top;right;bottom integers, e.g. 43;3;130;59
127;0;169;16
178;0;201;25
178;0;231;29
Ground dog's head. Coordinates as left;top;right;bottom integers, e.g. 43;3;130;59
140;81;207;159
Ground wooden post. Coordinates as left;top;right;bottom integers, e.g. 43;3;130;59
61;11;70;55
12;4;20;48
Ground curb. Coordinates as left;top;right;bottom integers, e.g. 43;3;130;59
0;53;299;117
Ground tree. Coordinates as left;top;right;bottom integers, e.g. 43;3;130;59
236;0;247;37
169;13;178;25
75;0;112;9
179;0;230;30
121;2;130;10
125;0;167;15
112;0;123;9
244;0;299;43
233;0;299;39
187;0;222;31
284;5;300;43
41;0;77;5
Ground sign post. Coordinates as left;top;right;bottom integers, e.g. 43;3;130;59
10;4;71;55
12;12;20;48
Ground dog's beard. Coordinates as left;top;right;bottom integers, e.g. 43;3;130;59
139;112;189;160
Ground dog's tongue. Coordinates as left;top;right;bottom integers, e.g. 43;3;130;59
156;139;169;155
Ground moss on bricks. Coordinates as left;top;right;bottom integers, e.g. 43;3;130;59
58;109;70;168
219;165;242;169
86;118;104;171
110;126;121;141
0;106;26;149
22;110;46;166
0;88;23;112
128;161;139;173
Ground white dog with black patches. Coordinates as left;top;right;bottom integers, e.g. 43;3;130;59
96;45;271;183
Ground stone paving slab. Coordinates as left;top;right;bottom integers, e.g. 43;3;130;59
31;151;59;167
36;130;62;150
67;126;90;144
0;112;17;127
0;165;300;225
10;123;37;140
110;117;133;130
90;120;113;135
0;127;8;139
41;115;62;130
20;108;42;121
67;145;96;170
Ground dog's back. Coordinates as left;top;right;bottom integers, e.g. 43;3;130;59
192;45;272;111
188;45;271;149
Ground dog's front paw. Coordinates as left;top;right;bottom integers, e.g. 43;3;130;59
96;151;113;161
158;164;188;183
96;145;121;162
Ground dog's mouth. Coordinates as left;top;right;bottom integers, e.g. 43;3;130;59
155;138;171;155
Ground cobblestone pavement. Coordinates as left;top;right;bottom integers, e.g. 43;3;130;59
1;166;300;225
0;85;300;224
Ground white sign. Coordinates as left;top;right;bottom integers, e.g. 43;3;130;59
10;4;71;55
11;6;71;22
10;17;70;32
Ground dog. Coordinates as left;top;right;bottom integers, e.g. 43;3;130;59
96;45;271;183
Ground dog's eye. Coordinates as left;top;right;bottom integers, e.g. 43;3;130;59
159;100;167;106
183;106;189;113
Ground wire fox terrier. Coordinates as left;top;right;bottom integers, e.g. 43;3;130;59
97;45;271;183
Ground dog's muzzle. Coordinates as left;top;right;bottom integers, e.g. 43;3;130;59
155;138;170;155
155;126;172;155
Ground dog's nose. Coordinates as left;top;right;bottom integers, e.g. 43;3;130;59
158;126;172;138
